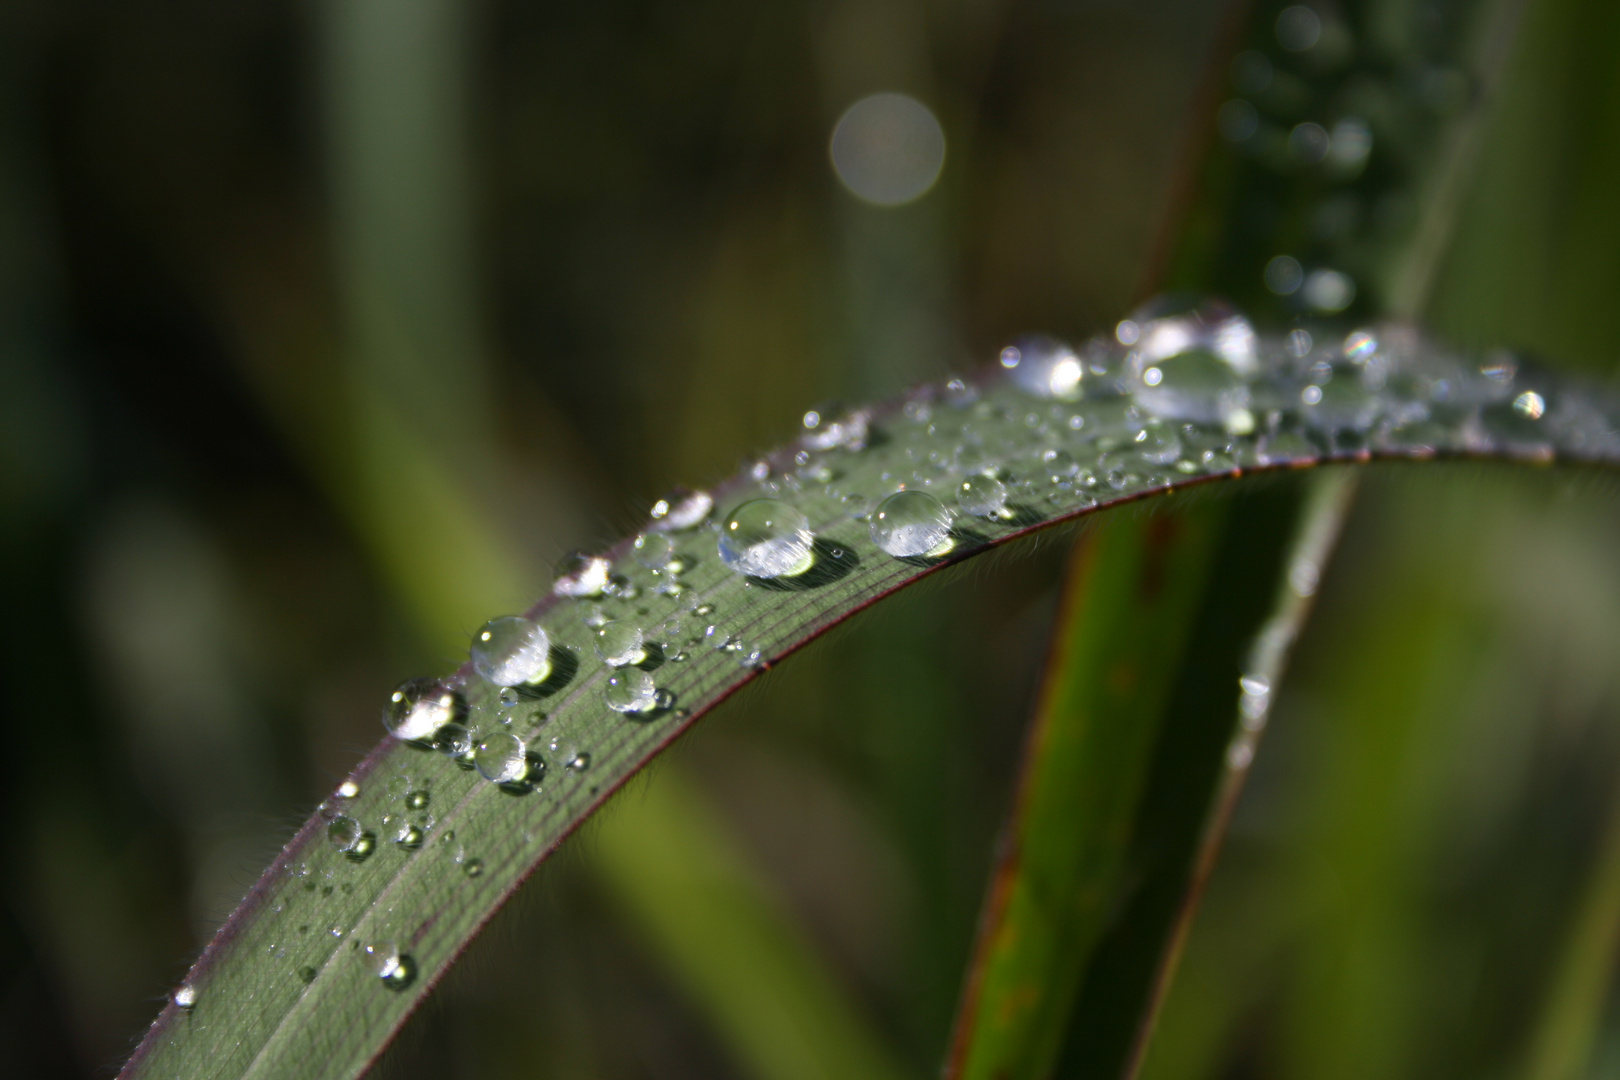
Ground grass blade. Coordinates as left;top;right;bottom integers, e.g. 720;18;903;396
120;321;1620;1080
943;500;1226;1080
945;470;1357;1080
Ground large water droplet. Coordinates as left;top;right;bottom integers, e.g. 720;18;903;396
633;532;675;569
173;983;198;1010
718;499;815;577
956;474;1009;519
605;669;659;714
470;616;552;687
364;941;415;990
594;621;646;667
999;336;1083;399
649;487;714;531
473;731;529;784
383;678;463;742
870;490;953;557
1132;350;1251;427
553;552;611;598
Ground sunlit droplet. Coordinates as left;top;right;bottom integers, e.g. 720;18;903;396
650;487;714;531
605;669;659;714
473;731;529;785
383;678;463;742
553;552;611;598
718;499;815;578
471;616;552;687
1514;390;1546;420
364;941;415;990
173;984;198;1010
956;475;1009;519
870;490;954;558
594;621;646;667
998;336;1083;399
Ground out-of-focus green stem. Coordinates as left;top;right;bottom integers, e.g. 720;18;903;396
1524;787;1620;1080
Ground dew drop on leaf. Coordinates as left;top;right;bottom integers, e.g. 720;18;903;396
173;984;198;1010
718;499;815;578
383;678;463;742
553;552;611;598
435;722;474;764
649;486;714;531
632;532;675;568
956;475;1009;518
470;616;552;687
364;941;415;990
871;490;954;558
998;335;1084;399
473;731;528;784
604;669;659;714
593;621;646;667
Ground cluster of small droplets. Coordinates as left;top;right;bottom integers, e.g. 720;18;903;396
372;298;1618;842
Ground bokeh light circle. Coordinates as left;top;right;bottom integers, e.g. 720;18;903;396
829;93;946;207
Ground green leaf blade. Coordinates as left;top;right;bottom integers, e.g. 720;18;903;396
121;324;1620;1080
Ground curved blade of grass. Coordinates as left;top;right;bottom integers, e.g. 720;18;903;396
120;319;1620;1080
944;469;1356;1080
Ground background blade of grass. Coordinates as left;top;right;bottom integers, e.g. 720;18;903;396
943;501;1226;1080
946;472;1357;1080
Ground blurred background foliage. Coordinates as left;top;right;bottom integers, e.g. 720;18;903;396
1;1;1619;1078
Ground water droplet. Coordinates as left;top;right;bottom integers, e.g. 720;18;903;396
173;984;198;1010
473;731;529;784
1514;390;1546;420
594;621;646;667
336;780;359;799
1041;448;1079;481
956;475;1009;519
463;859;484;878
605;669;659;714
999;336;1083;399
471;616;552;687
435;722;474;762
633;533;675;569
1132;350;1251;427
298;966;317;985
870;490;954;558
801;407;871;451
383;678;464;742
553;552;611;598
567;752;592;772
718;499;815;578
395;823;423;849
405;790;429;811
364;941;416;990
328;816;374;860
650;487;714;531
498;686;520;708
